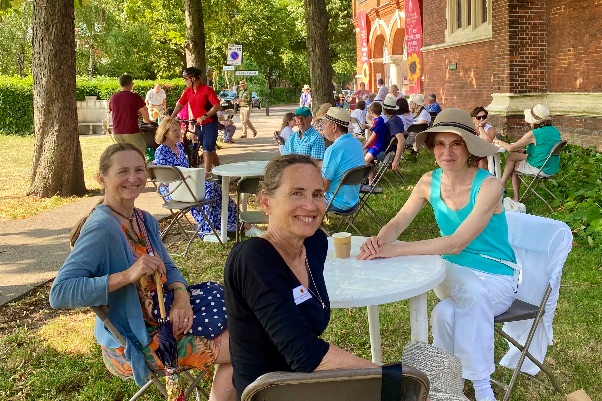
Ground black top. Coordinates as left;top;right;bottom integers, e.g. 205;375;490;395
386;114;405;137
225;229;331;398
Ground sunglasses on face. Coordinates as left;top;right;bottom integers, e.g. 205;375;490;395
475;115;487;120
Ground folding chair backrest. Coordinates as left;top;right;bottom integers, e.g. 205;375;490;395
530;140;567;178
238;176;262;196
406;123;429;134
384;136;398;155
91;305;127;347
325;164;372;211
242;366;429;401
273;131;285;146
148;165;202;204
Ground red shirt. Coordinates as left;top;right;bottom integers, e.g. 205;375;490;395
178;84;219;125
109;91;146;135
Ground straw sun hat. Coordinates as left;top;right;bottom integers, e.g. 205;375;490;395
410;93;425;106
524;103;551;124
414;108;499;157
325;106;350;127
402;341;470;401
382;96;399;110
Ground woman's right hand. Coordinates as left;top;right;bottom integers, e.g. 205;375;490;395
126;254;166;284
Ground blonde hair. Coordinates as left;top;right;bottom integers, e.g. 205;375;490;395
281;112;295;130
155;116;179;144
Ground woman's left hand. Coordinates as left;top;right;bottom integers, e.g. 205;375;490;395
169;289;193;339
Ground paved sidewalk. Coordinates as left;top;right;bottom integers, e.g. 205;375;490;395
0;104;292;305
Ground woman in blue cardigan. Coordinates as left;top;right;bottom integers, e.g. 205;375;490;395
49;143;235;401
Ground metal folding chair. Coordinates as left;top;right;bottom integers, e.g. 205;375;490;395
147;165;223;256
91;305;209;401
517;140;567;211
347;152;395;231
322;164;373;236
241;364;429;401
406;123;428;156
235;177;268;242
493;212;573;401
378;136;405;185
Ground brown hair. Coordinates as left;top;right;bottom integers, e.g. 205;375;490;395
356;100;366;110
155;116;179;144
259;154;319;197
281;112;295;130
368;101;382;116
470;106;488;118
69;143;145;247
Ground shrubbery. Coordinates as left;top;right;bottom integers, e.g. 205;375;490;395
0;75;299;135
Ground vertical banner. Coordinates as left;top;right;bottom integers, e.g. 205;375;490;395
357;11;370;87
405;0;422;94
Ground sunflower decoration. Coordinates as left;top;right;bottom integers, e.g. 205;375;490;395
407;53;422;86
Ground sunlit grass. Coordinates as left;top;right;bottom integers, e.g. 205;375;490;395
0;134;112;220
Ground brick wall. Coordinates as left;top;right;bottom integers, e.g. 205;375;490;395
422;0;446;45
547;0;602;92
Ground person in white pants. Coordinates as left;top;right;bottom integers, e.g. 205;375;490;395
358;108;518;401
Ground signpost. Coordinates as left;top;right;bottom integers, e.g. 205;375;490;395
223;65;235;71
234;71;259;76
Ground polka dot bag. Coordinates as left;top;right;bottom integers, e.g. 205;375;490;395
152;281;227;339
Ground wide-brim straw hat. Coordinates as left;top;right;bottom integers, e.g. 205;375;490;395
325;106;350;127
414;108;499;157
524;103;550;124
402;341;470;401
317;102;333;117
410;93;425;106
302;84;311;90
382;96;399;110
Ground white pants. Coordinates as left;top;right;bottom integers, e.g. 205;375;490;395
431;261;515;381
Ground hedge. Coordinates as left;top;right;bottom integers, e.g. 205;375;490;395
0;75;298;136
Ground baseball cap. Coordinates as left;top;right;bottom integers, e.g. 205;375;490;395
294;106;312;117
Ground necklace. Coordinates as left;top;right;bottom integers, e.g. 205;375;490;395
105;203;145;246
305;258;326;309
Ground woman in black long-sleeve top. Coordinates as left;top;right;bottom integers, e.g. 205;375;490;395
224;155;376;399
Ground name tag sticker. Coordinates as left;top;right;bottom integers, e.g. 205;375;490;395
292;285;312;305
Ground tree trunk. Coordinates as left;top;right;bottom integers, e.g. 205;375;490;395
184;0;206;82
304;0;335;112
29;0;85;197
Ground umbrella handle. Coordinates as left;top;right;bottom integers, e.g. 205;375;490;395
154;271;167;319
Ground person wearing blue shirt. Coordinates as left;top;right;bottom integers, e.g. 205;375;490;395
282;106;325;163
321;107;365;212
425;93;442;114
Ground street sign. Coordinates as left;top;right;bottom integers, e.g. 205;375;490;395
223;65;235;71
227;44;243;66
234;70;259;76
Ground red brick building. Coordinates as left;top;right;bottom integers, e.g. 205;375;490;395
353;0;602;149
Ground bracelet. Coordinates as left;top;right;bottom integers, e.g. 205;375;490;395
173;286;189;295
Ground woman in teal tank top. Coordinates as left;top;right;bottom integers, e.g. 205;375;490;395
494;104;562;201
358;109;517;401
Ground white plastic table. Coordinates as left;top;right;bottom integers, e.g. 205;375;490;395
324;236;446;364
211;160;270;243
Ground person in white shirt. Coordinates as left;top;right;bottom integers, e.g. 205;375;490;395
409;94;431;125
145;83;167;121
375;78;388;101
350;100;368;135
388;84;404;100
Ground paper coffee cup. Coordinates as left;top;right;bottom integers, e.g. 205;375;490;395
332;232;351;258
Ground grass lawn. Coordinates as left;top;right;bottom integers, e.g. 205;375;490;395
0;136;600;400
0;134;113;220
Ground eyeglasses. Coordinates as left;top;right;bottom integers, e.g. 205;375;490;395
434;140;466;151
475;115;487;120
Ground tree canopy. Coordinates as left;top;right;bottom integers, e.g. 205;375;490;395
0;0;356;87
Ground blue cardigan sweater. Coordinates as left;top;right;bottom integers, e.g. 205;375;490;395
49;204;187;386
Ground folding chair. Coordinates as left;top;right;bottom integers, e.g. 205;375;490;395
321;164;373;236
405;123;428;156
241;364;429;401
273;131;286;154
381;136;405;184
91;305;209;401
147;165;223;257
517;140;567;212
235;177;268;242
493;212;572;401
347;152;395;230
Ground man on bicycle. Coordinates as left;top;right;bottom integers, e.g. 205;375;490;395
171;67;222;177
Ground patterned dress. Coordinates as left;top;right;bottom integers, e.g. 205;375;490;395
154;142;238;237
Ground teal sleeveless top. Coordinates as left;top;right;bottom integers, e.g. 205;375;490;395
526;125;561;175
430;168;516;276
